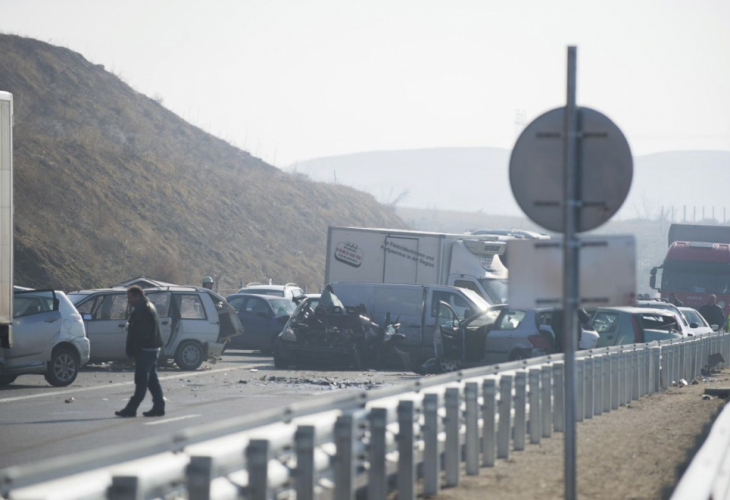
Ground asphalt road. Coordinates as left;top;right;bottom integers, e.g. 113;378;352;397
0;350;418;470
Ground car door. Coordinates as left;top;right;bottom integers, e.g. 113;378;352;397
239;297;274;350
83;293;129;361
484;308;526;363
427;290;475;354
435;301;462;362
6;290;62;369
591;310;622;347
146;292;173;346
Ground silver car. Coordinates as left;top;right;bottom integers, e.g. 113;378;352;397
0;289;90;387
68;286;243;371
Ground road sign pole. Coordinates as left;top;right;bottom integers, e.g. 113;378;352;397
563;45;579;500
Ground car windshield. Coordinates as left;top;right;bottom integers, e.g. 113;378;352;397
270;299;296;316
638;313;678;332
461;288;491;312
637;302;688;326
681;308;709;327
466;306;503;328
243;289;285;297
662;267;730;294
478;278;508;304
67;293;91;305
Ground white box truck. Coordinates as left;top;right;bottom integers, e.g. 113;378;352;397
325;226;508;304
0;92;12;350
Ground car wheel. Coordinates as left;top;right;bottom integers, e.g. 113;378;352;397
438;358;459;373
0;375;17;386
44;347;80;387
175;341;204;371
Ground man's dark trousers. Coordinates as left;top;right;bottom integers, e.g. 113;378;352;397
127;350;164;411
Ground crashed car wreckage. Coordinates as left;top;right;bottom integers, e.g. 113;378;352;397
274;286;405;369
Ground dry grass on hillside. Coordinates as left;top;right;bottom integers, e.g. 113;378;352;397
0;35;404;292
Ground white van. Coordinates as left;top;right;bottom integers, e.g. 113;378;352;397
1;289;90;387
69;286;244;370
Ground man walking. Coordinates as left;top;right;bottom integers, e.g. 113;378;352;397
115;286;165;418
202;276;214;290
698;294;726;331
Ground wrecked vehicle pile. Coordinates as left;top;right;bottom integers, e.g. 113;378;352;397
273;286;405;370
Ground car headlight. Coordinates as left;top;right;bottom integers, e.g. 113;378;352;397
281;328;297;342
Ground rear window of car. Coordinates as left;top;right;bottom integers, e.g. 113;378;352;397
638;314;677;331
496;309;526;330
244;289;285;297
176;294;207;320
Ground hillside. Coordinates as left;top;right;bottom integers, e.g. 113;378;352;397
292;147;730;217
0;35;405;293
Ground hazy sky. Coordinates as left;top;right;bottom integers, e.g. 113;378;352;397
2;0;729;166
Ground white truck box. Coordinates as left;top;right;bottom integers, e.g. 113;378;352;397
325;226;508;304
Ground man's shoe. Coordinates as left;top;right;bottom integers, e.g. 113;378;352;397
143;408;165;417
115;408;136;418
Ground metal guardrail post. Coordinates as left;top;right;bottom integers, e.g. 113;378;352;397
584;357;594;420
482;378;497;466
679;342;687;383
617;351;626;406
513;372;527;451
644;347;651;396
109;476;141;500
625;350;632;404
498;375;513;459
422;395;440;496
445;387;460;487
575;359;584;422
632;349;640;401
594;356;603;416
465;382;481;473
246;440;270;500
661;345;669;390
188;456;213;500
397;400;416;500
667;345;675;387
603;354;611;413
295;425;316;500
334;414;356;500
528;369;541;445
676;343;682;381
651;347;660;393
368;407;388;500
692;341;698;378
553;362;565;432
540;365;552;438
611;351;619;410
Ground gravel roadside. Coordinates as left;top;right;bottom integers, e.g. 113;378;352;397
434;373;729;500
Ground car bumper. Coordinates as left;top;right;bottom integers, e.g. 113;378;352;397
74;337;91;365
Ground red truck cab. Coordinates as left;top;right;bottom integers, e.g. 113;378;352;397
651;225;730;318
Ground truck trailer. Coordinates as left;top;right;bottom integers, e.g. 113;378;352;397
0;91;12;350
325;226;508;304
650;223;730;317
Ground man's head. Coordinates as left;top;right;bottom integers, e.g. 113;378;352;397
202;276;214;290
127;285;145;307
709;294;717;306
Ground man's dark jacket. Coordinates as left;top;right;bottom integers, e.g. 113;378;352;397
698;303;726;329
126;298;164;357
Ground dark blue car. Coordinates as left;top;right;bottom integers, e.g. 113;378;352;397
225;294;297;353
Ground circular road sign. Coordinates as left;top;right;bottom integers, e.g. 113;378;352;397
509;107;633;233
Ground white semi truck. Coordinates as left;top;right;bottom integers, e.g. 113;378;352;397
0;91;12;350
325;226;508;304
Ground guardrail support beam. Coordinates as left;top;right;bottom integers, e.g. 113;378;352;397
540;365;552;437
584;357;594;420
445;387;460;487
295;425;316;500
576;359;584;422
611;351;619;410
465;382;481;472
422;395;440;495
334;414;356;500
529;369;541;444
594;356;603;416
246;439;270;500
368;408;388;500
482;378;497;466
498;375;513;458
397;400;416;500
513;373;527;451
553;362;565;432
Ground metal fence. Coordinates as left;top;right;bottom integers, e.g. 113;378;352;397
3;333;729;500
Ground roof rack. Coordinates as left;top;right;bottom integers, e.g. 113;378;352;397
245;282;262;287
285;283;298;287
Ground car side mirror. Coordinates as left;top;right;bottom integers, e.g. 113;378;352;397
690;322;699;329
83;314;93;321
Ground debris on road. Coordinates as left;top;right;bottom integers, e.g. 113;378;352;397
702;394;713;400
250;369;258;372
64;397;74;403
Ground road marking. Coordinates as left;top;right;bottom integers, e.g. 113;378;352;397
0;366;248;404
144;414;201;426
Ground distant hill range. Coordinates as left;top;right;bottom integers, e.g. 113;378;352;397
291;148;730;219
0;35;404;292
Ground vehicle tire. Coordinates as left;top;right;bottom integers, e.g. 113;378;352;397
0;375;17;386
44;347;80;387
273;340;289;369
438;359;459;373
175;341;205;371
